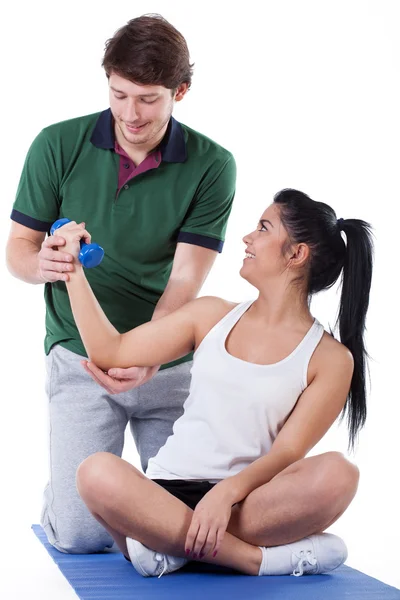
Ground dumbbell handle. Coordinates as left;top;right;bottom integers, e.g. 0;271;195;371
50;218;104;269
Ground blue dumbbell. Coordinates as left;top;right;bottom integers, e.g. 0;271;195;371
50;218;104;269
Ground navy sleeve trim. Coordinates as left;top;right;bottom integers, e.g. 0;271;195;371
10;209;52;232
177;231;224;253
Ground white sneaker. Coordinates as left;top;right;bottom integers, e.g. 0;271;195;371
126;537;188;578
258;533;347;576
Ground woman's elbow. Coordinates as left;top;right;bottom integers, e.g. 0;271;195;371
86;348;117;371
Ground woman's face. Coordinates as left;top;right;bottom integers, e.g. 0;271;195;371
240;204;292;287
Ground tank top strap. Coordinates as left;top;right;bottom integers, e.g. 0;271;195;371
194;300;255;357
210;299;255;337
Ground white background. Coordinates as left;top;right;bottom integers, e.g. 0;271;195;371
1;1;399;598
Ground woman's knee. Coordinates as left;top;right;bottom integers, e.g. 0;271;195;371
317;451;360;505
76;452;126;506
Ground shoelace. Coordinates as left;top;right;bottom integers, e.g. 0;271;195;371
292;550;318;577
154;553;168;579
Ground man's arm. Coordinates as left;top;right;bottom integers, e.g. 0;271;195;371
6;222;75;284
6;223;45;284
152;242;219;321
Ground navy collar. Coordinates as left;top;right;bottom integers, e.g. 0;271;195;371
90;108;187;163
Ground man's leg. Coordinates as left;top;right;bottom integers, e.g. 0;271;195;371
129;360;192;472
41;344;130;553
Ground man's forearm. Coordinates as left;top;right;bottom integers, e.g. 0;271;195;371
6;238;43;284
151;277;202;322
147;277;201;370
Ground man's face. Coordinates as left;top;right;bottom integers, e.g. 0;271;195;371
109;72;187;147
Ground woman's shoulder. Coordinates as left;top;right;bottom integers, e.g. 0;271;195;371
191;296;240;347
310;330;354;379
194;295;239;312
192;296;239;325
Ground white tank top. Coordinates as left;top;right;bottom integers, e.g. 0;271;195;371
146;300;325;482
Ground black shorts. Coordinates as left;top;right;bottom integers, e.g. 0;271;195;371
152;479;216;510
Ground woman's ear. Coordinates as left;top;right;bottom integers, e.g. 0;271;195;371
289;243;310;268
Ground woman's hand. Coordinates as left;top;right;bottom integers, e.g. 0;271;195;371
185;481;236;560
55;221;91;265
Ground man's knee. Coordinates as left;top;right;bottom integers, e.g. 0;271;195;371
42;510;112;554
54;530;112;554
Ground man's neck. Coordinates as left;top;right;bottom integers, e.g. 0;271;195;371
114;123;168;166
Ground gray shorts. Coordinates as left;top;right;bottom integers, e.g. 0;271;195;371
40;344;192;553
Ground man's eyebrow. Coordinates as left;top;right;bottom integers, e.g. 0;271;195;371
110;86;159;97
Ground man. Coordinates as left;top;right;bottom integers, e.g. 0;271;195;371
6;14;236;554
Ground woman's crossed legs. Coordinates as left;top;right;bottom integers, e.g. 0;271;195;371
76;451;358;576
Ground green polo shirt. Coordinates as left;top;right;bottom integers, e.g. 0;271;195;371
11;109;236;369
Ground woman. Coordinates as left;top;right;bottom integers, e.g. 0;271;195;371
60;188;373;578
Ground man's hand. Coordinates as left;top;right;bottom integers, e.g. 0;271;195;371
38;221;91;283
81;361;160;394
37;235;75;283
185;481;236;560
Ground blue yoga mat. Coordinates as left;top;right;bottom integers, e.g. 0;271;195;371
33;525;400;600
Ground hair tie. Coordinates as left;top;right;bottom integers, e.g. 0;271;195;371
337;218;344;230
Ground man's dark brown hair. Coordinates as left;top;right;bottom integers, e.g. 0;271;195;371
103;14;194;90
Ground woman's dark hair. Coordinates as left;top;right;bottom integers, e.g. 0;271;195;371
274;189;374;449
102;14;194;90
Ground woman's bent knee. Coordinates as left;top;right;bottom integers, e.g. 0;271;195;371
319;452;360;505
76;452;144;509
76;452;122;504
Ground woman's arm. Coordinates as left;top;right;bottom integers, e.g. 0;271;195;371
219;338;354;504
60;222;198;370
67;268;198;370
